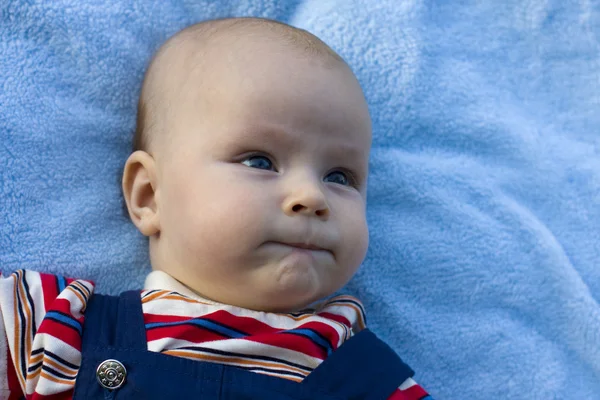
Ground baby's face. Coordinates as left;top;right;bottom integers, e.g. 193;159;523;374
150;41;371;312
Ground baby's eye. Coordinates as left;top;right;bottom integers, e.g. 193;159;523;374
324;170;355;187
241;155;276;171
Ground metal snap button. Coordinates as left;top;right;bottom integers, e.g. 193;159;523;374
96;359;127;390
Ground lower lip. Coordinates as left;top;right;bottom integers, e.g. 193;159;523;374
288;247;316;262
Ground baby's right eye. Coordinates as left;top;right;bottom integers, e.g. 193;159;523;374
241;155;276;171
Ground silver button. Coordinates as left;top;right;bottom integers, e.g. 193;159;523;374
96;359;127;389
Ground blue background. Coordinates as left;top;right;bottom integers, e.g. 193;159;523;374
1;1;599;398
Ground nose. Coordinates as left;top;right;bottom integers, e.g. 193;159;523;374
282;179;330;219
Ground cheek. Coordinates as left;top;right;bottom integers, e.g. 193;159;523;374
168;172;269;258
336;201;369;272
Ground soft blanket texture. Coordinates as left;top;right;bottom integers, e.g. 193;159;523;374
1;1;599;398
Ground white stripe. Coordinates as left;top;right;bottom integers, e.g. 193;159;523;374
62;280;94;319
30;333;82;370
0;271;26;393
399;377;417;390
33;373;77;396
0;271;46;396
148;336;322;370
23;271;46;334
166;348;310;378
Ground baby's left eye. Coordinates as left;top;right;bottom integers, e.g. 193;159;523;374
324;170;352;186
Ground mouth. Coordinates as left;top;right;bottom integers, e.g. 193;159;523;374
285;242;326;251
271;241;328;252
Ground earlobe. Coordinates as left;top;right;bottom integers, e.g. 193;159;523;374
122;151;161;236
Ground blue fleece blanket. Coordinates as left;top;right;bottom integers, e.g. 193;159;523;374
1;1;599;398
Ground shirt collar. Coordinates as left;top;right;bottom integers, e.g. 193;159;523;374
144;270;222;305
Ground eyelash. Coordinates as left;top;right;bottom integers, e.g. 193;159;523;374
239;153;361;188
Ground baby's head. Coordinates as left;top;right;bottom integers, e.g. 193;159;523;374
122;17;372;312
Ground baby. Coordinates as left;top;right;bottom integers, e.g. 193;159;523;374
0;17;433;399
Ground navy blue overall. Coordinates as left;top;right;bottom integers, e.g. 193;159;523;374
73;291;415;399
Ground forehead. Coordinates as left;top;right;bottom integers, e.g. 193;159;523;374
208;89;370;169
162;34;371;161
217;49;368;136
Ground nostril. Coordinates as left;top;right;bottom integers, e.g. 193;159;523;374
290;204;328;216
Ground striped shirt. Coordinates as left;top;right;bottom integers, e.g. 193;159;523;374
0;270;432;399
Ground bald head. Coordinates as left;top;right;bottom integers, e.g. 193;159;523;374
133;17;351;154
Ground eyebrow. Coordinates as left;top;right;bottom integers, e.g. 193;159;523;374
323;142;367;162
242;127;294;148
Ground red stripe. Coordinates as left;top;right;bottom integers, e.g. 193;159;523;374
146;323;226;344
6;346;23;399
317;311;352;329
64;277;78;286
145;310;279;337
204;311;280;336
400;384;429;399
36;317;82;351
292;321;341;350
40;273;60;314
29;388;74;400
45;298;81;317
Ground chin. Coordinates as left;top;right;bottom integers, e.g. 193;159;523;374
265;284;326;313
272;274;322;307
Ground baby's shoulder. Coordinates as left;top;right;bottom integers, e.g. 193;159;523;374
0;269;95;317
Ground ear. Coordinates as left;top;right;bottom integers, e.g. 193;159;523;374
122;151;161;236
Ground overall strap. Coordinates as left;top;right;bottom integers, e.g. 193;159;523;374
302;329;414;400
81;290;147;351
